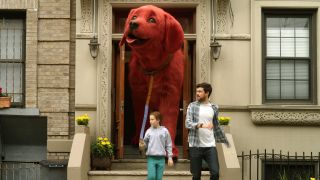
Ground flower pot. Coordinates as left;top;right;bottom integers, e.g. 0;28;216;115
75;125;90;134
91;156;112;170
221;125;230;133
0;97;11;108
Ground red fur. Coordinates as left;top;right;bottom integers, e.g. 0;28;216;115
120;5;184;157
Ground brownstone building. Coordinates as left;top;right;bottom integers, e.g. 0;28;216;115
0;0;75;179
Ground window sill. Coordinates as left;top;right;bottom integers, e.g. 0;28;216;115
0;108;40;116
248;105;320;126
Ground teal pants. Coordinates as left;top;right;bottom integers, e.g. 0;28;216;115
147;156;165;180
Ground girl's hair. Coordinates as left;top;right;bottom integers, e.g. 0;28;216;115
150;111;163;122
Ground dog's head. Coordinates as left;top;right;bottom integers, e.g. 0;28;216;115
119;5;184;54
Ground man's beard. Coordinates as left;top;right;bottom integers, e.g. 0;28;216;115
197;96;206;102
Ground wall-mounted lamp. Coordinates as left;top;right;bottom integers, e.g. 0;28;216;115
210;0;222;61
88;36;100;59
210;38;221;61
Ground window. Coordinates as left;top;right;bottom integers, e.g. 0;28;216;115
0;12;25;106
262;10;317;103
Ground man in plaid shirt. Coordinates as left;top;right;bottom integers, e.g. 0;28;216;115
185;82;229;180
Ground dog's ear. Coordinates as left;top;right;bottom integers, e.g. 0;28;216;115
164;13;184;53
120;9;137;47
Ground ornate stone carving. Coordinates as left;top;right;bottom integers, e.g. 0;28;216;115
80;0;92;33
98;0;210;137
251;111;320;126
216;0;229;33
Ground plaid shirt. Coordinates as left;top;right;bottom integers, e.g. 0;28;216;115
185;101;229;147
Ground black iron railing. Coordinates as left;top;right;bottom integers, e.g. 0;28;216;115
238;149;320;180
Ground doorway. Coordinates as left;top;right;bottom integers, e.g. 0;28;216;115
111;7;196;159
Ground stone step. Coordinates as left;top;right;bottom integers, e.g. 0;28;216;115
111;159;190;171
88;170;210;180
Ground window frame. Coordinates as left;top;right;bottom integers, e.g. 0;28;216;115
0;11;26;107
262;9;317;104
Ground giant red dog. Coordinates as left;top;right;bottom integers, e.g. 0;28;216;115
120;5;184;158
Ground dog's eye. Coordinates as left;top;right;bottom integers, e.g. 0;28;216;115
148;18;156;23
132;16;137;20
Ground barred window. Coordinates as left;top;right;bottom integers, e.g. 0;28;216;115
262;10;317;103
0;12;25;106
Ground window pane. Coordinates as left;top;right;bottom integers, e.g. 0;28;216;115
295;18;309;37
266;80;280;99
266;60;280;79
295;81;309;99
295;38;309;57
266;18;280;39
267;27;280;37
281;60;294;79
296;27;309;37
295;60;309;80
281;18;294;37
281;80;294;99
0;19;23;60
281;38;294;57
267;38;280;57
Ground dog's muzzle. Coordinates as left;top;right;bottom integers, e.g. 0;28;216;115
129;21;139;30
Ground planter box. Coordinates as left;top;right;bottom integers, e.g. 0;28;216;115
0;97;11;108
221;125;230;133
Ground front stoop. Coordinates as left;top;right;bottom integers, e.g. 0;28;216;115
88;159;210;180
88;170;210;180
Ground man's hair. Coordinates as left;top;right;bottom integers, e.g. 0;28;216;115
150;111;163;122
196;82;212;97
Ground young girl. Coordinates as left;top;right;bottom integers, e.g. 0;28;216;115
143;111;174;180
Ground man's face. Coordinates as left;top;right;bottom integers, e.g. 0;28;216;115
196;87;209;102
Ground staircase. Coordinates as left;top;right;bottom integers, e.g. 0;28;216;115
88;146;210;180
89;159;210;180
68;126;241;180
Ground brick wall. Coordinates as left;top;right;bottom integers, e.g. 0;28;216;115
2;0;76;160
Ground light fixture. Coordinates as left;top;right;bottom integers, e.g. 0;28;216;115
210;38;221;61
210;0;222;61
88;36;100;59
88;0;99;59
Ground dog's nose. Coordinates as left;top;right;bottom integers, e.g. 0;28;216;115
129;21;139;30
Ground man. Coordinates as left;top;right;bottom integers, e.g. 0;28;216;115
185;82;229;180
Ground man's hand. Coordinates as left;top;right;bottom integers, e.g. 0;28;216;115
202;123;214;129
168;159;174;167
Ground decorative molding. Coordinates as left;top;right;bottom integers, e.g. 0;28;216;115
76;33;93;39
75;104;97;111
196;0;211;83
215;33;251;41
98;0;210;137
216;0;229;33
80;0;93;33
251;111;320;126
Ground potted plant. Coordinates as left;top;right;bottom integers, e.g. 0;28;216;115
218;116;231;125
218;116;231;133
0;87;11;108
91;136;114;170
75;114;90;126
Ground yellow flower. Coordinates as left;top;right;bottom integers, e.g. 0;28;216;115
310;178;315;180
91;136;114;158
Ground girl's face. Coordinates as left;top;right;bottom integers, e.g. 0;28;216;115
149;115;160;128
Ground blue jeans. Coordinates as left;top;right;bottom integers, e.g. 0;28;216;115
189;147;219;180
147;156;165;180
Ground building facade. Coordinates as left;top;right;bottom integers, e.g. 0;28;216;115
0;0;76;163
